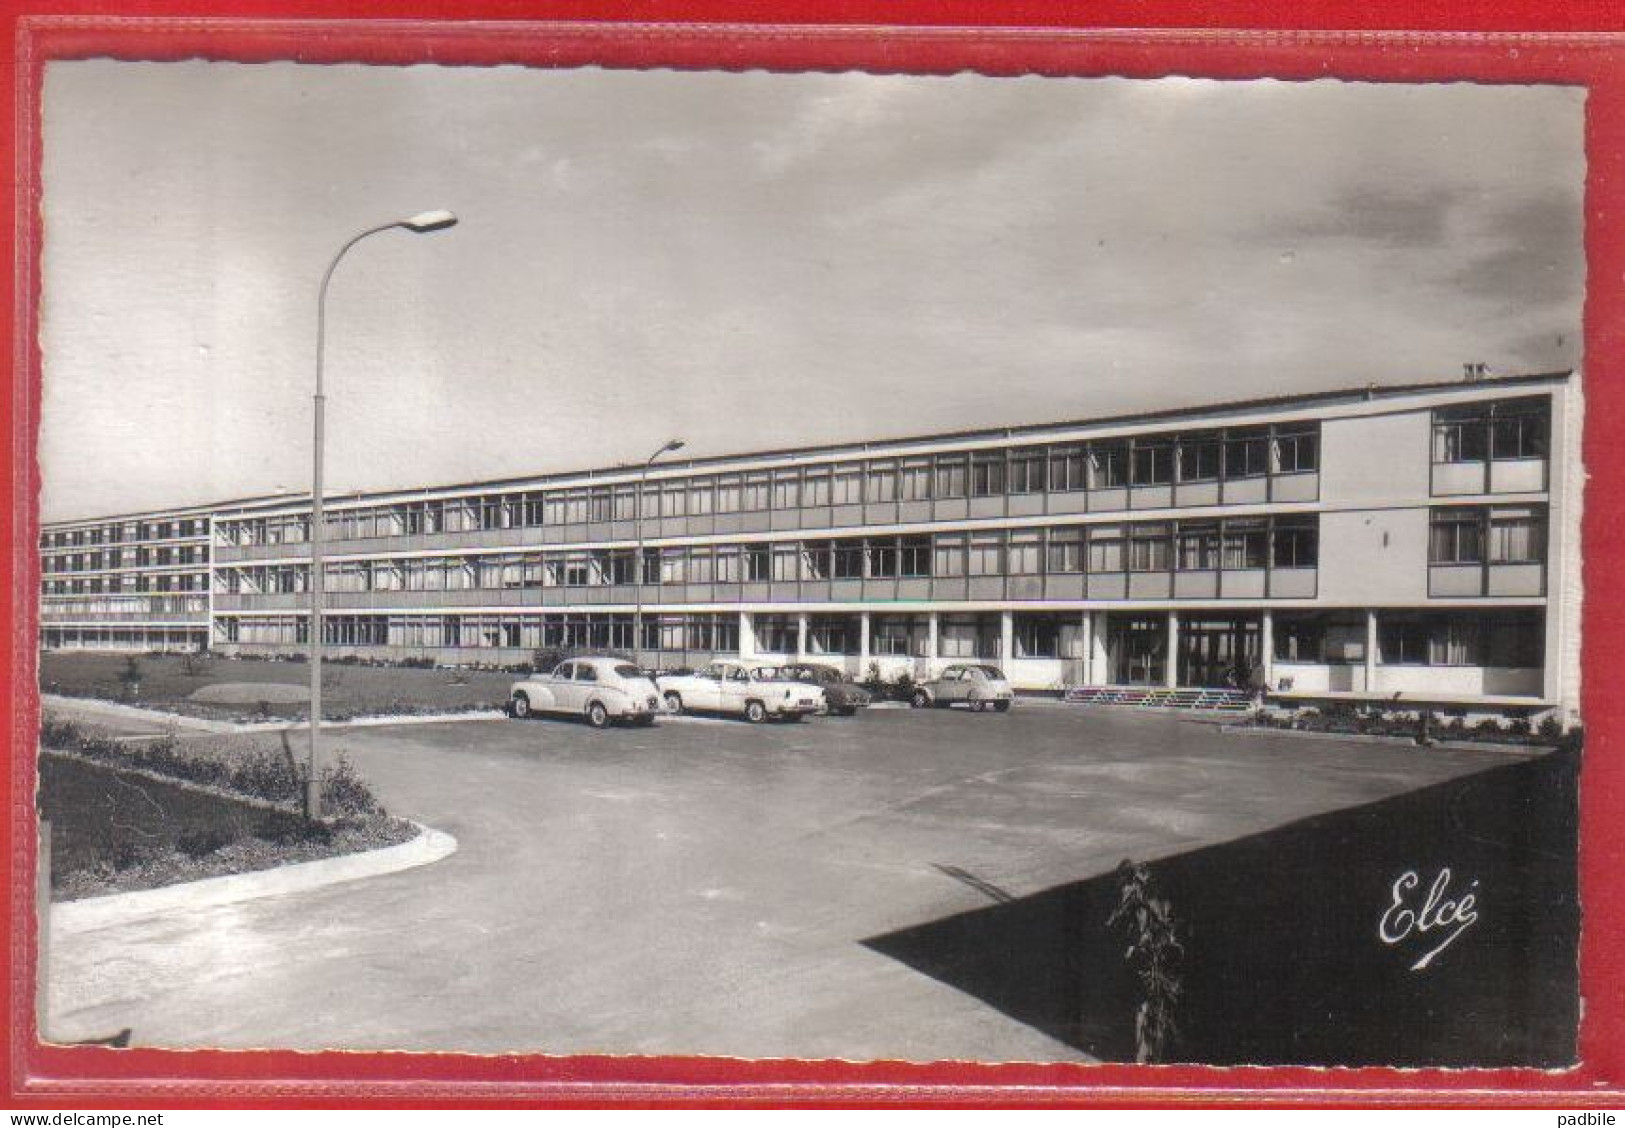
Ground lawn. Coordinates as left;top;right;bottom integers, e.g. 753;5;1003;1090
40;651;515;722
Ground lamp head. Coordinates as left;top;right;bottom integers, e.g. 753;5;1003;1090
402;210;459;233
663;440;687;454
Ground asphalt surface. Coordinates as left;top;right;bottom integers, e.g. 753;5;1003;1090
45;703;1538;1061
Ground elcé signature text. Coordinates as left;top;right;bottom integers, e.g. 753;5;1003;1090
1378;867;1479;971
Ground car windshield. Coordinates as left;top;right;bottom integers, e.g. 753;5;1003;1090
753;667;793;681
613;664;644;679
974;665;1006;679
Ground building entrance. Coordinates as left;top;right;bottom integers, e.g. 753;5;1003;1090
1107;615;1168;686
1177;615;1262;689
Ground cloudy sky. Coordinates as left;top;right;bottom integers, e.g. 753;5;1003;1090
40;63;1584;522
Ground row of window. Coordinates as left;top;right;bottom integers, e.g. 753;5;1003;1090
43;545;209;574
42;572;209;596
41;595;209;618
1428;506;1547;565
40;518;210;549
1431;398;1550;464
214;517;1321;596
215;611;737;653
212;426;1322;547
1273;610;1544;668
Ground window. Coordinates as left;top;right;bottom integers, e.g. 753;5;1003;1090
771;545;800;582
1007;532;1042;575
741;474;770;511
866;462;897;503
832;467;864;505
1221;519;1268;569
867;539;898;578
801;540;832;581
1009;449;1046;494
1176;522;1220;570
1432;406;1490;463
772;472;801;511
1178;434;1221;482
809;616;858;655
1273;613;1365;663
1046;527;1083;573
715;476;742;513
1489;507;1545;563
900;460;934;501
1493;410;1548;460
1131;440;1174;486
1273;426;1319;474
1272;517;1319;568
659;483;687;518
833;539;865;579
745;543;771;582
873;615;927;657
970;453;1005;497
1013;614;1060;658
967;534;1004;576
687;480;714;516
899;536;932;578
686;548;712;584
802;469;831;507
755;614;796;654
933;534;965;577
714;547;741;584
936;455;968;499
1088;525;1125;573
1043;446;1081;492
589;488;614;523
1128;523;1171;572
1429;508;1484;565
661;547;688;585
1088;443;1127;489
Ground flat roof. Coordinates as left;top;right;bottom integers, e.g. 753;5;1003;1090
45;369;1572;528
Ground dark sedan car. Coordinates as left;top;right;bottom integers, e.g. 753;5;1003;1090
754;663;872;716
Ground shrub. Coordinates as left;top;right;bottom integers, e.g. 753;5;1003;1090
1473;717;1506;737
398;656;435;669
1538;715;1565;743
1107;859;1184;1065
177;826;234;859
1508;717;1533;737
320;754;382;818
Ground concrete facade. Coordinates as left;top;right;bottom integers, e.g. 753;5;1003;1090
39;371;1583;720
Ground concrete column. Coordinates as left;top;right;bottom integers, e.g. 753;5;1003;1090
1000;610;1015;664
1078;610;1094;685
1365;609;1379;694
858;611;871;675
926;611;940;663
1260;608;1274;693
796;612;809;660
1165;610;1180;689
738;610;755;660
1092;611;1112;685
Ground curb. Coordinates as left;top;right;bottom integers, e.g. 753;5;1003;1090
51;822;458;935
42;694;504;734
1217;723;1550;754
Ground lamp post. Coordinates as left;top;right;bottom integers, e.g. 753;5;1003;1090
307;209;457;819
632;439;685;672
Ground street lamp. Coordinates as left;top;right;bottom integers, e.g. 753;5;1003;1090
307;209;458;819
632;439;685;672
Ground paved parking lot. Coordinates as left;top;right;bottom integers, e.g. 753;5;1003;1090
48;701;1538;1061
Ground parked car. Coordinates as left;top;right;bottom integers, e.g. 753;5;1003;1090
657;659;825;723
760;663;872;716
508;656;662;728
910;664;1015;712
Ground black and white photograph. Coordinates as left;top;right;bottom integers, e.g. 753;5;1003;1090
33;57;1585;1069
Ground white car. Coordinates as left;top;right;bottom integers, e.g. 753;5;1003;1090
656;659;825;723
509;656;662;728
910;664;1016;712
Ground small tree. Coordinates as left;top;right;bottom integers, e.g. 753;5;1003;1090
117;655;144;701
1107;859;1185;1064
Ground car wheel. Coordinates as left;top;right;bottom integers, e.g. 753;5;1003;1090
994;700;1011;713
911;690;930;709
511;693;531;719
970;699;987;713
745;700;768;724
664;691;684;714
585;701;610;729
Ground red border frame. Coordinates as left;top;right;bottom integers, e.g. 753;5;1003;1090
7;8;1624;1109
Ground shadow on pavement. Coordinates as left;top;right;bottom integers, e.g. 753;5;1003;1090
864;749;1579;1067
